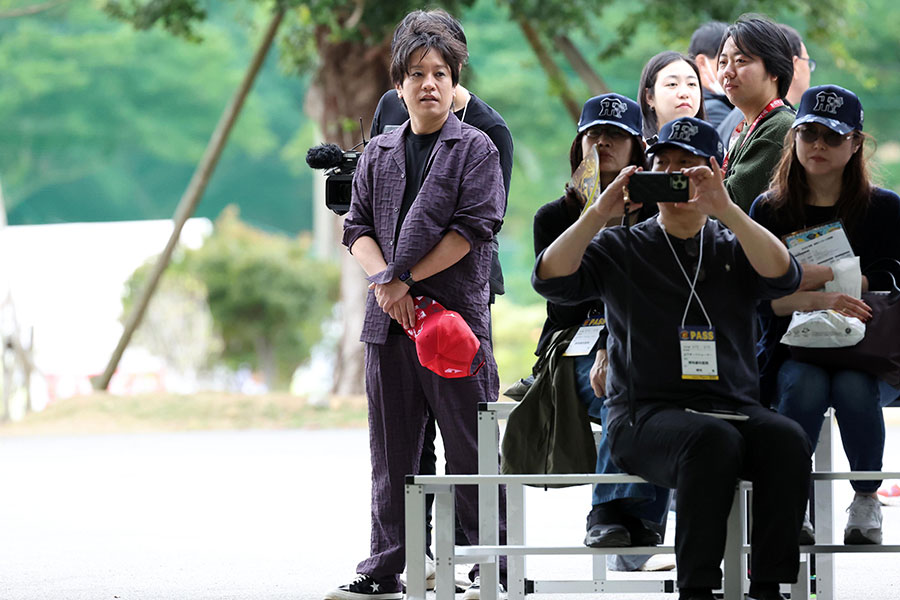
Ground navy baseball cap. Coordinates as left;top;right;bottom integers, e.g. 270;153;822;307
793;85;864;135
647;117;725;165
577;93;642;137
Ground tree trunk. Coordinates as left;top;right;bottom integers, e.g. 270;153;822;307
305;27;392;397
518;19;581;123
93;9;285;390
0;0;68;20
554;35;610;96
255;336;277;391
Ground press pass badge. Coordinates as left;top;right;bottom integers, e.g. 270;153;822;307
564;315;606;357
678;326;719;380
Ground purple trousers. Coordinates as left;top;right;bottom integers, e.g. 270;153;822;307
358;334;507;584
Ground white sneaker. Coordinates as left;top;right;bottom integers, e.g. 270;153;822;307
844;494;883;544
400;555;436;591
639;554;676;572
462;576;507;600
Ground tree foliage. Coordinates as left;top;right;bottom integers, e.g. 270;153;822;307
190;206;339;387
0;1;310;233
122;259;222;378
123;207;340;388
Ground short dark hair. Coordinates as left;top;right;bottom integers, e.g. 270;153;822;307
689;21;728;59
779;24;803;58
638;51;707;138
717;14;794;101
391;10;467;55
390;14;468;87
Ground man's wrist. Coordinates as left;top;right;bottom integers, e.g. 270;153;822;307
714;202;744;229
583;204;611;231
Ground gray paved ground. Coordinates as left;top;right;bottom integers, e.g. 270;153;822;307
0;424;898;600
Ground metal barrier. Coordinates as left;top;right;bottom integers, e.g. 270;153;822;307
403;401;900;600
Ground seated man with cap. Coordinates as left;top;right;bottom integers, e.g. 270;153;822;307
532;116;812;600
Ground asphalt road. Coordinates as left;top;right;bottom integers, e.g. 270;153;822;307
1;424;898;600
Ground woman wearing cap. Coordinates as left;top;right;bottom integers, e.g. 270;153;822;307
751;84;900;546
532;93;669;562
717;14;796;213
638;51;707;141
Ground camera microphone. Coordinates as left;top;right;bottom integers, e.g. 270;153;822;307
306;130;366;216
306;143;345;170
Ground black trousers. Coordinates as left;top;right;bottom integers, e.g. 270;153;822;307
608;403;811;589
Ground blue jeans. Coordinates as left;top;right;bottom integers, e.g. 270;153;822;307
573;355;671;519
776;359;884;494
880;379;900;407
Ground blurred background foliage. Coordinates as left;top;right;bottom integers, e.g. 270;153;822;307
1;0;310;232
3;0;900;387
122;206;339;388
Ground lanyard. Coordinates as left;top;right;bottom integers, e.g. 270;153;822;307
659;217;712;329
722;98;784;172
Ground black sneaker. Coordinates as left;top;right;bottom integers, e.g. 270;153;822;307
324;574;403;600
584;522;631;547
621;514;662;547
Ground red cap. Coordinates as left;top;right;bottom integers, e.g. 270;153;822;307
405;296;483;378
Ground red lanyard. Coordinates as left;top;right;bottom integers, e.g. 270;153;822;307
722;98;784;172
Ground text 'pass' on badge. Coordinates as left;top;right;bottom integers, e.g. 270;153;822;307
563;316;606;357
678;325;719;380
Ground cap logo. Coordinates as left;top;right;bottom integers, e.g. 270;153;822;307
598;97;628;118
814;91;844;115
670;121;699;142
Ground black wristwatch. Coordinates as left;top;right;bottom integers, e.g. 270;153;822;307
398;269;416;287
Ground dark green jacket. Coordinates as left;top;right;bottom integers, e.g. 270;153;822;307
724;107;794;213
500;326;596;482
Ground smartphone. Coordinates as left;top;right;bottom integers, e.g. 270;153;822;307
627;172;689;204
685;408;750;421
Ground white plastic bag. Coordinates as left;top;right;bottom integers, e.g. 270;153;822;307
780;309;865;348
824;256;862;298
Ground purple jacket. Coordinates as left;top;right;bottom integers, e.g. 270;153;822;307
343;113;504;345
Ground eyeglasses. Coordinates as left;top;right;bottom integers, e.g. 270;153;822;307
584;126;630;141
799;56;817;72
795;124;855;147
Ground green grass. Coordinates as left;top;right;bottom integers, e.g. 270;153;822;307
0;392;368;437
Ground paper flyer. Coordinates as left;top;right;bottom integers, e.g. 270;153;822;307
783;221;854;266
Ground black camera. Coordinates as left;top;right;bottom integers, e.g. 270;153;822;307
306;143;362;215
